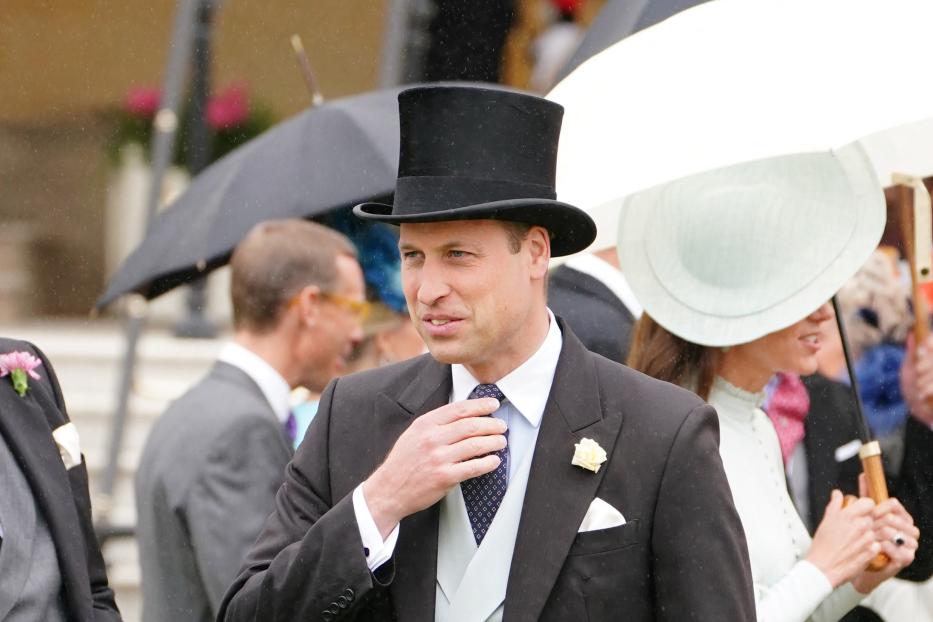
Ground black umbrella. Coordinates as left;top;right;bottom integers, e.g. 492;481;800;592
97;85;408;308
552;0;709;87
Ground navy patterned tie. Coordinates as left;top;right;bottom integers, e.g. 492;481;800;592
460;383;509;545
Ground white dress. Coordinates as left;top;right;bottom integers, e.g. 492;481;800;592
709;377;865;622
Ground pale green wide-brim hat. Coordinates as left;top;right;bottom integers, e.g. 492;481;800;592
617;143;885;348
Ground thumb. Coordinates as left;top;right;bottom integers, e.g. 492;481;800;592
906;332;918;362
827;489;843;513
858;473;869;499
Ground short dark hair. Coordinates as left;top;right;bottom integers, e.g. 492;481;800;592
230;219;356;333
501;221;535;254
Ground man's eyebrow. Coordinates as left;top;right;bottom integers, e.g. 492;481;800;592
398;240;474;251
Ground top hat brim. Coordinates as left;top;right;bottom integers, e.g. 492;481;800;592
353;197;597;257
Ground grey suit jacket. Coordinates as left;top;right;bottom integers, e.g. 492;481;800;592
135;361;293;622
0;338;121;622
219;321;756;622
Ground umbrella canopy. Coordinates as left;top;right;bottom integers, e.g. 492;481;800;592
97;86;407;308
554;0;708;86
548;0;933;252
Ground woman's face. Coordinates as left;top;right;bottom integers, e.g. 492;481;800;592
722;302;835;389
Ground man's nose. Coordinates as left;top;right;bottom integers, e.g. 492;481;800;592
416;260;451;305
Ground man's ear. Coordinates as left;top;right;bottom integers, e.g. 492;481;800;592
527;225;552;279
294;284;322;327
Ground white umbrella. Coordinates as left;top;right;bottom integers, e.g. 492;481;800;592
548;0;933;252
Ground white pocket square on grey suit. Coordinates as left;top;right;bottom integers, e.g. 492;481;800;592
578;497;626;532
52;422;83;470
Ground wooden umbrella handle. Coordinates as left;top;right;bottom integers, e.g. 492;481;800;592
843;441;891;571
859;442;891;571
897;178;933;408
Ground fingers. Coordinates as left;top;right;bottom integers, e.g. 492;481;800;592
825;489;844;514
873;509;920;541
446;433;507;464
441;413;507;444
873;497;910;521
876;538;916;571
841;496;876;517
448;454;502;483
858;473;868;499
428;397;501;425
877;525;919;551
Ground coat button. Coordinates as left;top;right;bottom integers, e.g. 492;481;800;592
343;587;355;600
322;612;333;621
337;595;350;608
328;604;340;615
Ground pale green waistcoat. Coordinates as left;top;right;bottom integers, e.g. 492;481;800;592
435;446;535;622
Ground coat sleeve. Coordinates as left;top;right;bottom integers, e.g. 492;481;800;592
651;404;757;621
186;416;289;616
218;377;390;622
31;342;123;622
891;416;933;582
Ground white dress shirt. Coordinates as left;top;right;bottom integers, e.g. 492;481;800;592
563;253;643;318
217;342;292;425
354;309;563;571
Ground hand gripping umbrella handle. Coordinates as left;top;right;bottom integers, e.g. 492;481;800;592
894;175;933;410
843;441;890;571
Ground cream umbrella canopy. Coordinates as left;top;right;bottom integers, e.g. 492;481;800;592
548;0;933;253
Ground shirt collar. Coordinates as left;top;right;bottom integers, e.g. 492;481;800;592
451;309;563;429
564;253;643;318
218;342;292;424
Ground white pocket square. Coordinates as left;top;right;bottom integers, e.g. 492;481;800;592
578;497;626;532
835;439;861;463
52;422;82;470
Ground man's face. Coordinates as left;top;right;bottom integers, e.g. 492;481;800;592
301;254;365;392
399;220;548;378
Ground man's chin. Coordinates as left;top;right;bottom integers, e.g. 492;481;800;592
424;342;471;365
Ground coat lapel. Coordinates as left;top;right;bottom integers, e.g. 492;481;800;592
0;382;91;620
503;329;625;622
383;356;451;622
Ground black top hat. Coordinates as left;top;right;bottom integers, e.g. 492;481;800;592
353;85;596;256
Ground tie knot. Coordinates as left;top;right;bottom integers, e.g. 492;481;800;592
468;383;505;403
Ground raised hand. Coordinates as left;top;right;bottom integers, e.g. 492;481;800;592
900;333;933;426
362;397;506;538
806;490;880;588
851;483;920;594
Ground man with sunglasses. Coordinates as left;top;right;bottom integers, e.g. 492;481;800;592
135;219;365;622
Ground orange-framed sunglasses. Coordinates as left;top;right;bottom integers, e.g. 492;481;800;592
321;292;372;321
288;289;371;321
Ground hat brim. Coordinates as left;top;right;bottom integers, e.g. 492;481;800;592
353;197;597;257
618;143;885;347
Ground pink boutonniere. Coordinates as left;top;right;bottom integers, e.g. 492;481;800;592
0;351;42;397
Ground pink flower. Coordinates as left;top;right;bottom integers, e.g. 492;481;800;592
206;82;250;130
0;351;42;397
0;351;42;379
125;86;161;118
